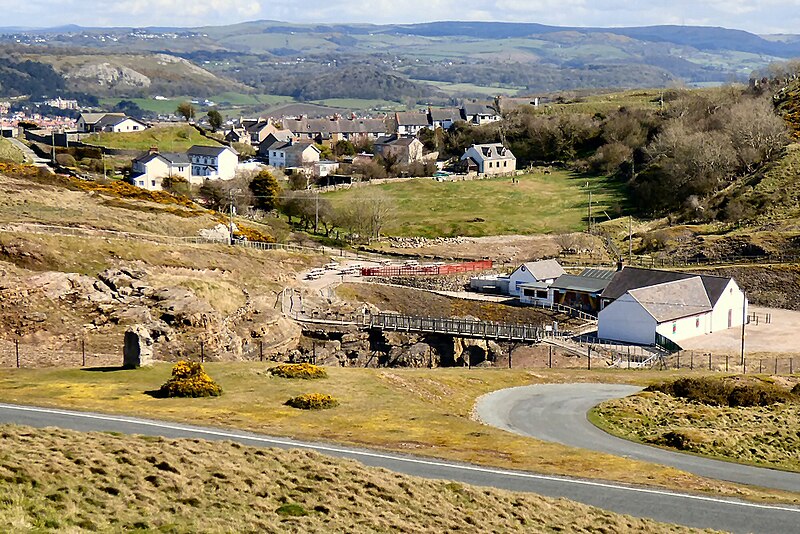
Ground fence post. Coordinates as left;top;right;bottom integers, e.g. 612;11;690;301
690;351;693;370
627;346;631;369
677;352;680;369
791;358;794;375
759;359;762;374
15;339;19;369
508;346;512;369
200;340;205;363
587;346;591;371
775;358;778;375
549;345;552;369
725;354;729;373
259;340;264;362
81;338;85;367
708;353;712;371
743;359;747;373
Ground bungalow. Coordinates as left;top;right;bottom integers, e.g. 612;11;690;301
77;113;145;133
460;143;516;175
508;259;565;297
428;107;462;130
598;267;747;346
394;111;430;137
130;149;191;191
373;135;424;165
187;145;239;182
461;102;501;125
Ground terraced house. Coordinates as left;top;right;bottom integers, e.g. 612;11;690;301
188;145;238;182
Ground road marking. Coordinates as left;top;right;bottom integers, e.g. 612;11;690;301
1;402;798;514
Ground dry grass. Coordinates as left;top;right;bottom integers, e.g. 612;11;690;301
593;388;800;472
0;425;710;533
0;364;797;505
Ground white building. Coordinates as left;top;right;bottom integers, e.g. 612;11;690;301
598;268;747;346
460;143;516;175
269;141;320;170
507;259;565;297
130;150;191;191
188;145;239;182
77;113;146;133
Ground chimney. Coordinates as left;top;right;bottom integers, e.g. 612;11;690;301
149;146;159;155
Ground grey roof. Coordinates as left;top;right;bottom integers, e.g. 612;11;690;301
282;117;387;136
97;115;143;129
263;103;348;119
79;112;123;125
429;108;461;122
579;268;617;280
395;112;430;126
133;151;189;165
462;103;498;116
375;135;419;147
628;277;713;323
601;267;732;306
551;274;613;293
188;145;234;157
519;259;565;281
284;142;320;156
518;281;549;290
469;143;515;160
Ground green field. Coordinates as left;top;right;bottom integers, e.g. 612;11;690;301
421;80;523;97
83;125;220;152
324;170;627;237
311;98;405;110
0;138;25;163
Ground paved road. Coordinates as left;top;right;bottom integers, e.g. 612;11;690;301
474;383;800;495
0;403;798;533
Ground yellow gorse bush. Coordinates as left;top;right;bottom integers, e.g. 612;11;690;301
269;363;327;379
159;361;223;398
285;393;339;410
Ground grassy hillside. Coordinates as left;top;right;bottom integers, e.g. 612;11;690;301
0;425;705;533
324;170;626;238
0;139;24;163
83;124;220;152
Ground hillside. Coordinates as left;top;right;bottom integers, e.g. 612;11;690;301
0;424;705;533
83;124;220;152
20;49;246;98
3;21;799;101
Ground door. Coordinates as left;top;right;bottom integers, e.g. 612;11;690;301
728;309;732;328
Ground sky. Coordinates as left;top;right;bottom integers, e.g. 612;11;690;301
1;0;800;35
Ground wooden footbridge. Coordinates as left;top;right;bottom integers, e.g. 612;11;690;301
299;312;545;343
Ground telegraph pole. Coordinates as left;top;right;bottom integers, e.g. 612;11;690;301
628;215;633;261
229;189;235;245
587;189;592;234
314;191;319;234
740;290;747;366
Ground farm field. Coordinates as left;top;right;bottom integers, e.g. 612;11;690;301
0;425;705;533
83;124;220;152
311;98;405;110
324;170;627;238
420;80;524;97
0;364;795;504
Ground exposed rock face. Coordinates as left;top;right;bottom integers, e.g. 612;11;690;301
123;325;154;368
66;63;151;88
199;223;234;242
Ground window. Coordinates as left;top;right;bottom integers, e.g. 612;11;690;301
504;161;508;167
138;180;144;186
672;322;677;334
151;180;156;187
696;318;700;328
536;290;548;299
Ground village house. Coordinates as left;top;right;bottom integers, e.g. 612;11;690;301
187;145;239;182
597;267;747;346
130;149;191;191
269;141;321;171
226;119;288;145
282;116;387;145
258;131;295;162
507;259;565;297
460;143;517;175
373;135;424;165
461;102;502;125
428;107;462;130
77;113;146;133
394;111;430;137
520;268;615;313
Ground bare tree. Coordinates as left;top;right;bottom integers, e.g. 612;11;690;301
726;96;789;172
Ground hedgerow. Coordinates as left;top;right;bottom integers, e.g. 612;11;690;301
269;363;327;380
158;361;222;398
285;393;339;410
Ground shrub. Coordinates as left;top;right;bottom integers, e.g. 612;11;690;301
275;503;308;517
646;377;797;407
158;361;222;398
285;393;339;410
792;383;800;395
55;153;77;167
269;363;327;379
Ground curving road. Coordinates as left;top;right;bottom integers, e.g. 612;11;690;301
0;402;799;533
474;383;800;494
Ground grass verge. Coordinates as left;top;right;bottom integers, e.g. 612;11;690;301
83;125;220;152
0;364;796;505
592;385;800;473
0;425;710;532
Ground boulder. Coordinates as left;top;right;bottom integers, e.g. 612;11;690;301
123;325;154;368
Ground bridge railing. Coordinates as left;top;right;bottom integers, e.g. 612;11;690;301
366;313;543;342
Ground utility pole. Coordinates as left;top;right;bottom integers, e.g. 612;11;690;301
740;290;747;366
51;129;56;164
314;191;319;235
628;215;633;261
587;185;593;235
229;189;236;245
